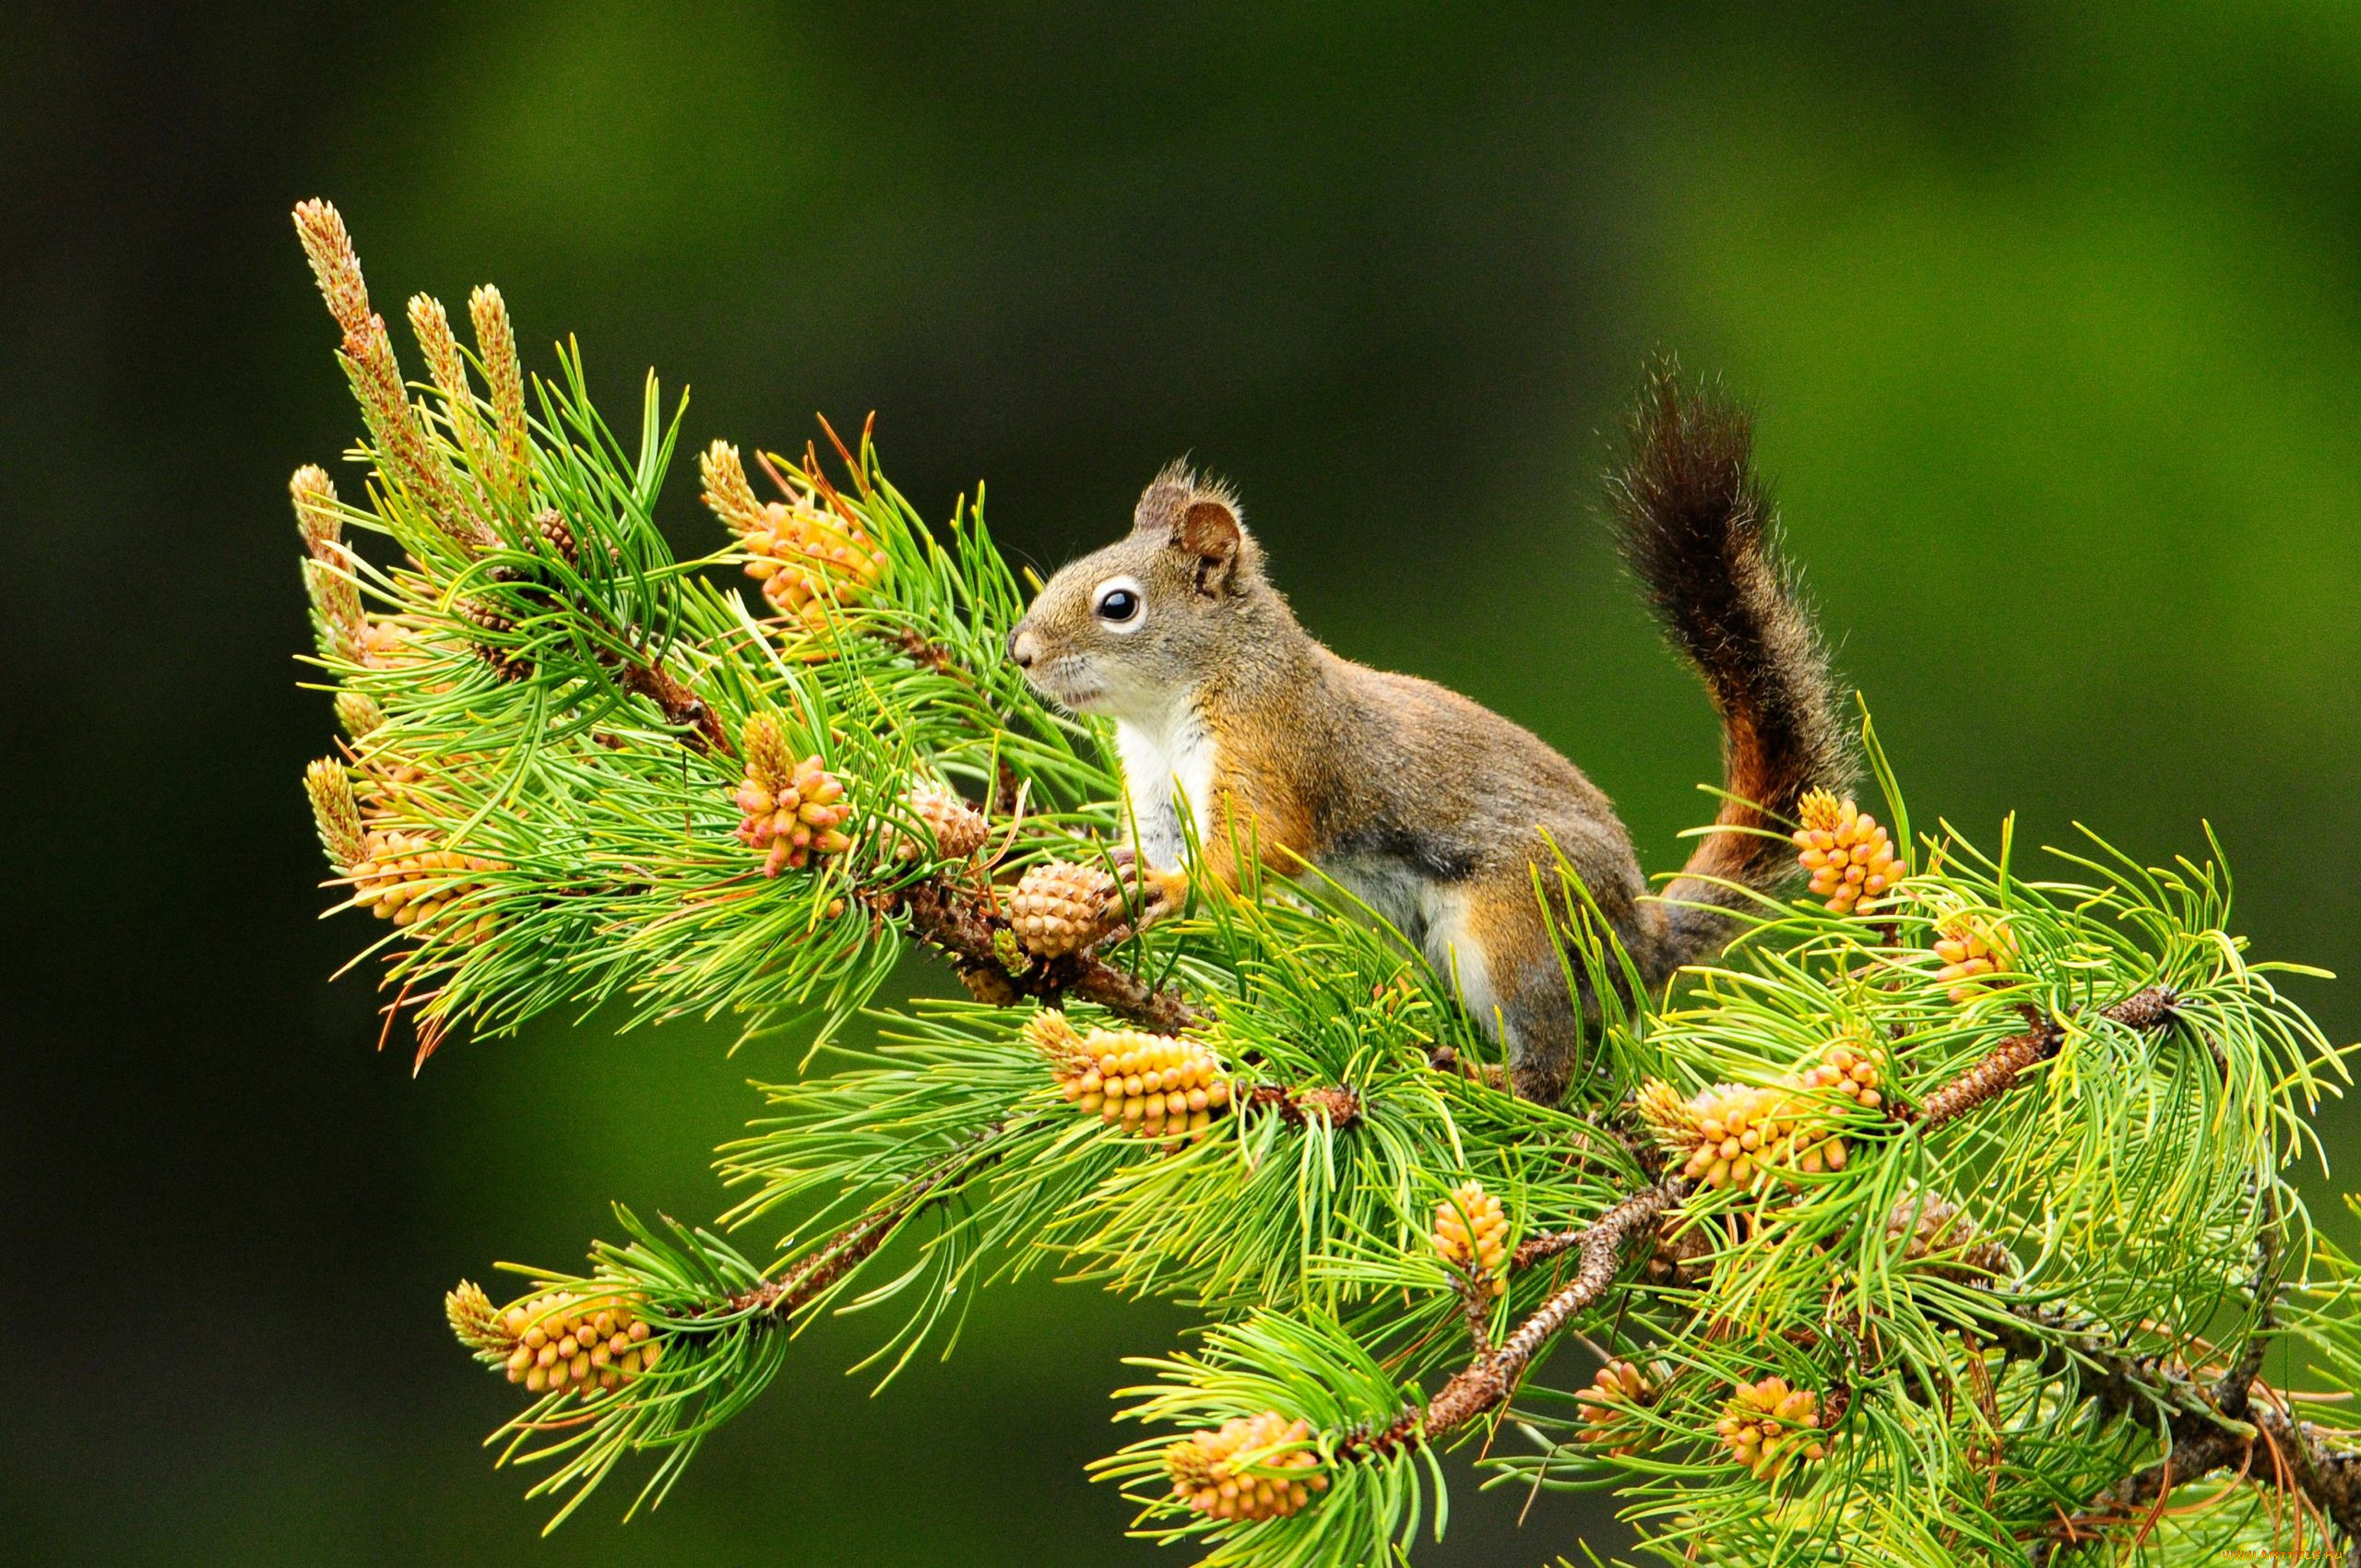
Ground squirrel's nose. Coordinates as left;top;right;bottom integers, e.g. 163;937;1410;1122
1007;627;1038;670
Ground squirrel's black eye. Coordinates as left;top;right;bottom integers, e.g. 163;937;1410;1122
1095;587;1142;624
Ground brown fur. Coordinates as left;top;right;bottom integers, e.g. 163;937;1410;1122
1610;365;1851;968
1007;374;1845;1102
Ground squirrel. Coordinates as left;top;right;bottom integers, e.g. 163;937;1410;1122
1006;369;1848;1103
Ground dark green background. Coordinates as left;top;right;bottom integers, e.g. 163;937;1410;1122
9;4;2359;1564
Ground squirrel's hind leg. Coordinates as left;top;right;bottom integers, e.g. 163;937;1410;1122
1427;877;1584;1105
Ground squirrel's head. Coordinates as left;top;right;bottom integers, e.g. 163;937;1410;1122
1009;463;1275;722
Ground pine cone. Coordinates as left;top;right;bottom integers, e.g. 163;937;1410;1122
1786;1039;1883;1173
1797;1039;1883;1111
736;716;855;876
894;780;989;863
1645;1218;1716;1288
1716;1376;1827;1479
1574;1360;1660;1455
534;506;577;564
458;597;529;680
447;1284;660;1397
1644;1080;1793;1191
1932;916;2014;1004
1007;860;1118;956
1039;1016;1231;1140
1432;1180;1511;1295
1792;789;1904;915
1165;1411;1328;1522
358;618;414;669
354;752;429;807
1885;1189;2014;1281
959;965;1023;1006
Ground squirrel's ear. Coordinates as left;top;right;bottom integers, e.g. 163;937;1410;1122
1133;460;1198;536
1176;497;1244;596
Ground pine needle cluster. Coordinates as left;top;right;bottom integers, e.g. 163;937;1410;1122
283;202;2361;1565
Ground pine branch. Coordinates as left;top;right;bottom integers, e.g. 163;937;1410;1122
1901;984;2179;1131
2029;1392;2361;1564
2213;1182;2284;1423
611;647;731;754
289;208;2361;1563
1365;1030;2082;1469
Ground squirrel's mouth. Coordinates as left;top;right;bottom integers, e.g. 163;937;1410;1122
1021;657;1108;715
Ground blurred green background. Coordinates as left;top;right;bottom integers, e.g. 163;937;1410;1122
8;3;2360;1563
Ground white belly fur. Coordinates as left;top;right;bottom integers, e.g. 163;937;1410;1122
1322;856;1504;1041
1115;709;1216;871
1116;717;1511;1047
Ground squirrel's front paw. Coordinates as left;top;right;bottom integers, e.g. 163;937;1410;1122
1107;845;1190;928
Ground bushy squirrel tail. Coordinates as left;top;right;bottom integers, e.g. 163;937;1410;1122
1609;364;1851;982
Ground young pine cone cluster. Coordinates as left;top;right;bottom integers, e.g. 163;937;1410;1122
1574;1360;1661;1456
1716;1375;1827;1479
1165;1412;1328;1523
893;780;989;863
699;441;887;628
445;1280;661;1397
1006;859;1120;957
1431;1180;1511;1295
356;751;429;806
358;618;415;670
1792;789;1904;915
1932;915;2015;1003
306;759;502;942
1635;1041;1884;1192
1027;1013;1232;1140
348;829;504;942
736;716;854;876
1795;1039;1885;1111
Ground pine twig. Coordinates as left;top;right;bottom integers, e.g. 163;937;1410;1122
612;651;731;755
2025;1178;2305;1562
1351;1182;1679;1457
1453;1271;1494;1356
2213;1182;2284;1422
2028;1399;2361;1564
721;1122;1014;1319
1902;985;2179;1131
